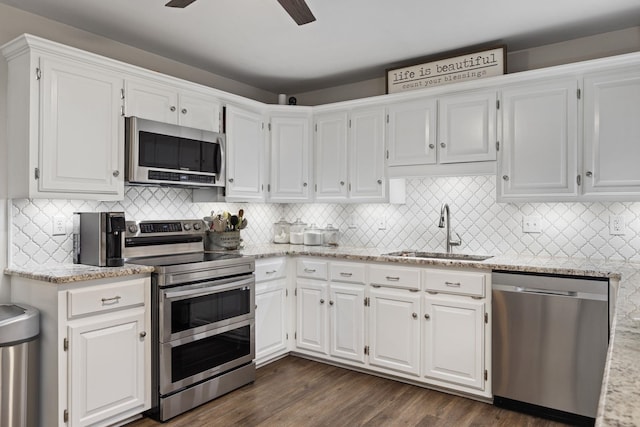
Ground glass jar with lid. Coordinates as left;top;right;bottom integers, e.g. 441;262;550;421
289;218;306;245
272;218;290;244
303;223;324;246
323;224;340;246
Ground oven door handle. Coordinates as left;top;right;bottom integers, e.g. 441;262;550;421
163;277;254;299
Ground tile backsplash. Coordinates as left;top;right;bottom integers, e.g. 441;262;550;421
10;176;640;267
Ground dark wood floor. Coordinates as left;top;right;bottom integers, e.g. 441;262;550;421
127;356;568;427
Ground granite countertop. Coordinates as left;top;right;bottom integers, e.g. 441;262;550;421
4;263;155;284
5;244;638;425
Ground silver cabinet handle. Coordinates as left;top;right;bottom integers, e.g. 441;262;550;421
101;296;121;304
412;312;418;319
377;179;383;184
428;144;435;149
371;285;381;288
170;106;176;112
340;181;345;186
329;300;334;306
320;299;325;304
228;178;234;183
112;170;120;177
586;171;593;177
424;314;430;320
502;175;509;181
266;270;277;274
303;182;308;187
440;142;446;148
445;281;461;287
139;331;147;338
385;276;400;281
340;272;352;277
181;108;187;114
304;268;316;273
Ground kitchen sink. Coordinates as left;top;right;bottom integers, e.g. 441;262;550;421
383;251;493;262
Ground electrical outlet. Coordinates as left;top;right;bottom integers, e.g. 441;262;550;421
522;215;541;233
347;214;357;229
377;217;387;230
609;215;626;235
53;216;66;236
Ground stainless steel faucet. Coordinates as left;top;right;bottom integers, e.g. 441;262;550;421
438;203;462;253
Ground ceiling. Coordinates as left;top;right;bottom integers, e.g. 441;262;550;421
1;0;639;94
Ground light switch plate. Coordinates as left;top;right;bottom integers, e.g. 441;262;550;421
522;215;541;233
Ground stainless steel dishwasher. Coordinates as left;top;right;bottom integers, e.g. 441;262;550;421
492;271;609;425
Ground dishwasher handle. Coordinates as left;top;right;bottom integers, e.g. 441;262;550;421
515;286;577;297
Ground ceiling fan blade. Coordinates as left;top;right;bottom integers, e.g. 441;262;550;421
165;0;197;8
277;0;316;25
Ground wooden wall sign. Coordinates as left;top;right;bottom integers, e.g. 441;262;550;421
386;46;506;94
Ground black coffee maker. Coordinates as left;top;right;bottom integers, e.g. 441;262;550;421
73;212;126;267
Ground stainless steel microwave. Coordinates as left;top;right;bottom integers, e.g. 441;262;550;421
125;117;225;188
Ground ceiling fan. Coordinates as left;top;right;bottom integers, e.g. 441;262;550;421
165;0;316;25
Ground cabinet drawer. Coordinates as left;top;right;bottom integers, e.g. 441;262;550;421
369;265;420;290
68;278;146;318
296;259;328;280
424;269;485;297
330;263;366;284
255;258;287;282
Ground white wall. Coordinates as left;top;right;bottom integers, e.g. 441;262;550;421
293;26;640;105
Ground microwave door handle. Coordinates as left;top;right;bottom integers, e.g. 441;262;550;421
215;142;222;174
163;276;254;299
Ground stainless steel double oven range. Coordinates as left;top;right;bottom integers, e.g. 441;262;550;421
124;219;255;421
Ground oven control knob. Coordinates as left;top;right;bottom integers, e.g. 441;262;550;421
183;223;192;231
128;224;138;234
193;222;202;231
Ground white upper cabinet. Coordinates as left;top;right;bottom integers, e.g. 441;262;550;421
225;106;266;201
387;98;437;166
498;78;579;201
438;90;497;164
583;69;640;198
3;36;125;200
125;79;221;132
314;111;349;200
314;106;387;203
349;107;387;201
268;111;312;202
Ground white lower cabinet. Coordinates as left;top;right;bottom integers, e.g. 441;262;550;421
368;286;421;376
296;278;329;354
68;309;147;426
422;296;486;390
255;258;290;365
10;274;151;427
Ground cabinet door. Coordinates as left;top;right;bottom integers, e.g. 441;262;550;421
296;279;328;355
438;91;497;163
314;112;348;200
423;297;485;390
255;279;288;363
125;79;178;124
68;309;147;427
369;287;420;376
329;283;365;364
269;114;311;202
583;69;640;197
225;106;265;201
498;78;579;201
178;90;221;132
349;107;386;201
39;57;124;199
387;98;437;166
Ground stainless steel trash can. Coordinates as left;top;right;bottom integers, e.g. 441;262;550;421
0;304;39;427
